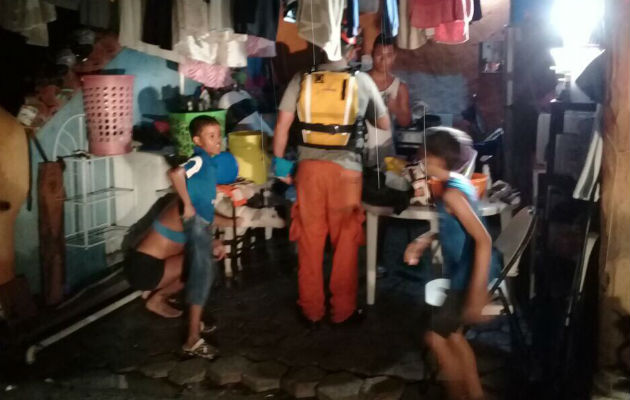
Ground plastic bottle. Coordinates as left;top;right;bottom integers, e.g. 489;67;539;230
482;163;492;193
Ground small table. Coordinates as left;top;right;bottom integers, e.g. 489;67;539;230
363;200;512;305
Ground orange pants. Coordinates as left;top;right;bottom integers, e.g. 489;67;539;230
290;160;365;323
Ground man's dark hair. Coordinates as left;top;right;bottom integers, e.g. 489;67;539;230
423;128;464;171
373;33;396;51
189;115;220;138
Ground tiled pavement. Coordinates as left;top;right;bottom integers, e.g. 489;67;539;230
2;237;516;399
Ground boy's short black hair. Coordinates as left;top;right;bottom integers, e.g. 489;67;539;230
189;116;220;138
373;33;395;51
423;128;468;170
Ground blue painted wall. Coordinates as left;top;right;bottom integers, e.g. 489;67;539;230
14;48;201;294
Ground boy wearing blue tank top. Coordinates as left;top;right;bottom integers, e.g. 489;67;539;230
405;128;500;400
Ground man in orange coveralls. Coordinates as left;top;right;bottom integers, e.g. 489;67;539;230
272;41;391;325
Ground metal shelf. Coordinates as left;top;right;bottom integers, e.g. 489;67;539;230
155;187;173;195
66;225;129;249
65;187;133;205
54;114;134;251
63;154;118;163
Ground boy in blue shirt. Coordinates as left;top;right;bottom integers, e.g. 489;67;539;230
169;116;226;359
405;128;500;400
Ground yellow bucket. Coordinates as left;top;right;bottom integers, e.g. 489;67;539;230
384;156;407;175
228;131;270;184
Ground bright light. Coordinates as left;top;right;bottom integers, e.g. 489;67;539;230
551;0;604;47
549;46;603;75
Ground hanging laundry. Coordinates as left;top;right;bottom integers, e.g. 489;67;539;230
44;0;80;10
142;0;173;50
173;30;248;67
0;0;56;46
345;0;359;38
209;0;233;30
233;0;280;41
247;36;277;58
218;90;273;136
472;0;482;22
283;0;298;23
359;0;379;14
296;0;345;61
573;53;606;201
382;0;399;38
172;0;247;67
397;0;428;50
410;0;460;29
118;0;182;62
246;58;267;91
79;0;115;30
433;0;473;44
179;60;234;89
573;105;602;202
172;0;207;41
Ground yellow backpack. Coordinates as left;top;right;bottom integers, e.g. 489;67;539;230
296;70;360;149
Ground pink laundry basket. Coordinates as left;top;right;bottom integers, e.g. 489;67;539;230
82;75;134;156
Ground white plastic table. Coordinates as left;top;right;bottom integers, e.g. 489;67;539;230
363;200;512;305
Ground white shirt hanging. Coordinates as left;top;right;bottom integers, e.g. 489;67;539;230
172;0;247;67
296;0;345;62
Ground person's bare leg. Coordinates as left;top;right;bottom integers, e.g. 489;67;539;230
185;304;203;348
448;331;484;399
146;255;184;318
425;331;466;399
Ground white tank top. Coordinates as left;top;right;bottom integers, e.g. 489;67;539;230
364;77;401;168
380;77;401;105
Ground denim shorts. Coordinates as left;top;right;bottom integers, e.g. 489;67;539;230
183;214;216;306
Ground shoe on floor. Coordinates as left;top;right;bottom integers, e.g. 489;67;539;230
295;308;323;331
182;338;218;360
200;320;217;334
331;308;366;327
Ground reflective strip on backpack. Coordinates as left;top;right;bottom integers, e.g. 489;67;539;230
343;76;356;126
304;73;312;125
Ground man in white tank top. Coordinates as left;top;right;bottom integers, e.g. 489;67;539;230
366;34;412;169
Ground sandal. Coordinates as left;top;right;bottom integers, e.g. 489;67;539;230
182;338;218;360
200;321;217;334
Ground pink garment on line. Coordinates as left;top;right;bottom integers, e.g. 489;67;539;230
247;36;276;58
178;59;235;88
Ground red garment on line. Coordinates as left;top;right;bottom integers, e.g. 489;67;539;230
433;0;473;44
410;0;473;44
410;0;464;29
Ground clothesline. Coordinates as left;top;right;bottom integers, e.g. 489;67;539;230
1;0;485;91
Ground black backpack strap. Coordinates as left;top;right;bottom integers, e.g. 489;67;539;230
296;122;355;134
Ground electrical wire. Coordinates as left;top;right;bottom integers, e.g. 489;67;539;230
423;104;428;193
310;0;316;67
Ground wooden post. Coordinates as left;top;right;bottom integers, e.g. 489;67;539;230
0;108;29;286
38;161;66;306
597;0;630;386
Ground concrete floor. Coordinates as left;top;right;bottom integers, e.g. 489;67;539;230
1;235;519;399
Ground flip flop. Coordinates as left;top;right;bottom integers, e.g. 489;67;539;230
182;338;218;360
200;321;217;334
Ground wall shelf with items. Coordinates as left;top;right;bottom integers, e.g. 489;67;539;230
54;114;134;250
65;186;134;204
155;187;174;196
66;225;130;249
